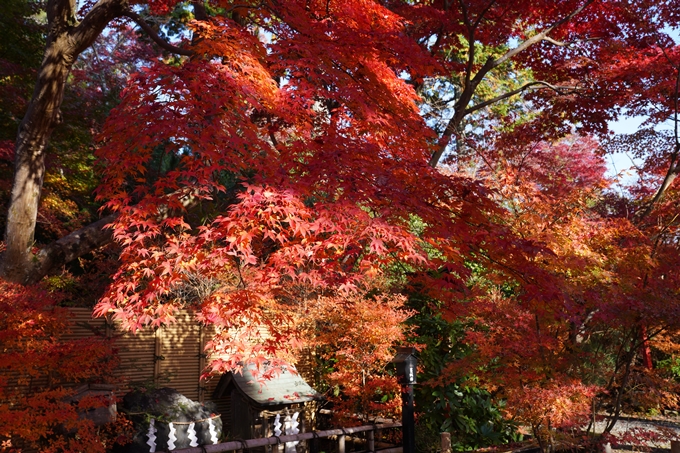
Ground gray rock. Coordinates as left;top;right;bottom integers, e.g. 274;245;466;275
120;388;222;452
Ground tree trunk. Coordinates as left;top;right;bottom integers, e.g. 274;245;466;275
1;0;127;283
3;35;74;283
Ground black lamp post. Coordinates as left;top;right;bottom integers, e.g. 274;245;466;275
392;347;417;453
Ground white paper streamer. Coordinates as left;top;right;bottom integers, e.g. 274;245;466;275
208;418;219;444
188;422;198;447
284;412;300;452
146;419;157;453
167;422;177;450
274;414;282;436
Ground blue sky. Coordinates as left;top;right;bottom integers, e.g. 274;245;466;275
606;116;646;182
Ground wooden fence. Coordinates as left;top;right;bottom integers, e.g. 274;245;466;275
63;308;315;428
13;308;410;453
64;308;213;401
158;422;404;453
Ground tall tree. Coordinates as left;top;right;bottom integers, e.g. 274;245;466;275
2;0;679;284
406;0;680;167
2;2;680;450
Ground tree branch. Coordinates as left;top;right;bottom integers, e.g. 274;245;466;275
26;215;117;284
459;0;475;89
428;0;595;167
541;36;601;48
70;0;128;55
542;36;570;47
488;0;594;72
637;150;680;221
192;0;208;21
637;61;680;221
465;81;581;115
122;10;195;56
22;189;202;284
46;0;78;35
428;78;582;167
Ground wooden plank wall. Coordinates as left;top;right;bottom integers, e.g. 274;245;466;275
59;308;316;424
157;310;205;400
66;307;206;400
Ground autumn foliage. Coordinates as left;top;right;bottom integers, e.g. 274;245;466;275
299;289;412;422
2;0;680;451
0;282;125;452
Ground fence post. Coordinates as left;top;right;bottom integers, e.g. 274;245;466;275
441;432;451;453
368;429;375;452
338;433;346;453
671;440;680;453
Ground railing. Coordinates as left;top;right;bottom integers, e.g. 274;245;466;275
160;422;403;453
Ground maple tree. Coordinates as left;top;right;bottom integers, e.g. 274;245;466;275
0;0;675;281
423;131;680;451
2;0;680;450
0;281;128;452
298;286;412;424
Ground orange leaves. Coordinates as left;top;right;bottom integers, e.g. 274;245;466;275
191;17;279;110
429;131;680;448
84;2;680;443
96;184;427;326
505;379;599;433
0;281;119;452
95;184;427;383
299;289;412;420
304;291;413;368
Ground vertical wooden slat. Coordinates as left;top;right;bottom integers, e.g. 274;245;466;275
198;324;206;402
154;327;162;386
338;434;346;453
62;307;108;340
112;318;156;392
157;310;202;400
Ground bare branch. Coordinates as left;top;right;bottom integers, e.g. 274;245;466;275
460;0;499;88
488;0;594;72
458;0;475;89
637;152;680;221
542;36;569;46
70;0;127;55
123;10;194;56
46;0;78;34
26;215;117;284
21;188;201;283
541;35;601;48
465;81;581;115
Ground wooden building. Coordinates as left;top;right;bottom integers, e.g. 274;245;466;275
212;362;322;444
60;308;321;449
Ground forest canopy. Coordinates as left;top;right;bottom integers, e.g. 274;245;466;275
2;0;680;451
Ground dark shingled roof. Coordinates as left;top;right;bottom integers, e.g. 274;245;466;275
213;363;321;407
